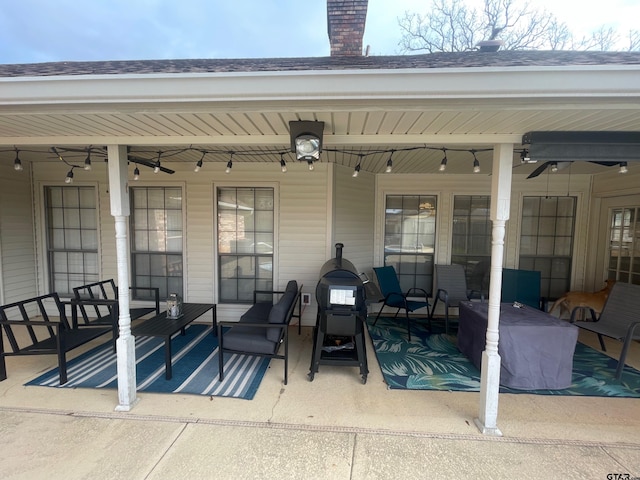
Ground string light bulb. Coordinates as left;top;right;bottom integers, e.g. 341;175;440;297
280;154;287;173
439;150;448;172
133;166;140;181
550;162;558;173
225;153;234;174
194;152;205;172
13;150;23;171
385;151;394;173
352;163;361;178
619;162;628;174
65;168;74;184
472;151;480;173
83;151;92;171
307;160;314;171
154;153;161;174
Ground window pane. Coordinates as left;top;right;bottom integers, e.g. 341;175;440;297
450;196;491;295
384;195;437;295
217;187;274;303
131;187;183;299
45;186;98;295
519;196;576;300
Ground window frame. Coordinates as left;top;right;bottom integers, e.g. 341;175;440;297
129;185;185;300
382;193;437;296
43;185;99;296
450;195;492;296
518;195;577;300
215;184;278;304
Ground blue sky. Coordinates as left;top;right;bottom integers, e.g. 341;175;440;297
0;0;637;64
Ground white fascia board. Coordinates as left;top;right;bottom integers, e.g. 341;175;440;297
1;64;640;109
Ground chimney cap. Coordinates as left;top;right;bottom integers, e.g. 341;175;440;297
476;40;503;52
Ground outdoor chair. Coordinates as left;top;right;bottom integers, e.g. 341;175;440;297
570;282;640;380
430;264;482;335
372;266;430;341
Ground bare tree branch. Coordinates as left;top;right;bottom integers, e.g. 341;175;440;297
397;0;639;52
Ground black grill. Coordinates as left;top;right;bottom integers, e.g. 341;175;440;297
308;243;369;383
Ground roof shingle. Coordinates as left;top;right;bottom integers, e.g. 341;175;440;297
1;51;640;78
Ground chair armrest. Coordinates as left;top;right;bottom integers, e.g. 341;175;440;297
219;320;287;329
569;305;598;323
0;319;64;331
252;289;286;303
436;288;449;302
129;286;160;314
69;298;119;307
406;287;429;300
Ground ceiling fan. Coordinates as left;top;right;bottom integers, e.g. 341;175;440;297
526;160;620;179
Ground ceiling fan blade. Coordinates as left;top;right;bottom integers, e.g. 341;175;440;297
526;162;551;179
128;156;175;174
588;161;619;167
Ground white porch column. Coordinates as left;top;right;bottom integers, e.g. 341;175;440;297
475;143;513;436
107;145;138;412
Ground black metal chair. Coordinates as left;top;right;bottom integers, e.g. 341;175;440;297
372;266;430;341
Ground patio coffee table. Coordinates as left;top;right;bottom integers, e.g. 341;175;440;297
457;301;578;390
131;303;216;380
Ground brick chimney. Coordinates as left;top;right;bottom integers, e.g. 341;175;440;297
327;0;368;56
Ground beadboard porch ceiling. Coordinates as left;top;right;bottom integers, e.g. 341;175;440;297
1;53;640;176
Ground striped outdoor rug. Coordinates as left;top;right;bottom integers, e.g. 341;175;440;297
25;324;270;400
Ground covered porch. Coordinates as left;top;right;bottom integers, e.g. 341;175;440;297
1;51;640;437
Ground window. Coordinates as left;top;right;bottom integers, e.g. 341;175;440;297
519;196;576;299
45;186;98;295
383;195;436;294
451;195;492;296
608;207;640;285
217;187;274;303
130;187;183;300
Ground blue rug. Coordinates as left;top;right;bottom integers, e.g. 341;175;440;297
367;316;640;397
26;324;270;400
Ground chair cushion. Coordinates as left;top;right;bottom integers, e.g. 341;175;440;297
285;280;298;294
224;327;278;354
240;302;272;323
265;291;295;342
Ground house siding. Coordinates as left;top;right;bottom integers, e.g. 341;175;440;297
332;165;375;276
0;162;37;305
19;158;612;320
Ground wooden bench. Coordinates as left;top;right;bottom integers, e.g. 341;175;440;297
0;293;113;384
570;282;640;380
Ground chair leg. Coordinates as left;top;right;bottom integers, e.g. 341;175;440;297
615;326;639;380
218;327;225;381
372;304;385;326
598;334;607;352
444;303;450;336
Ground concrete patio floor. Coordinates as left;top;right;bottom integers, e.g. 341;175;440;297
0;322;639;479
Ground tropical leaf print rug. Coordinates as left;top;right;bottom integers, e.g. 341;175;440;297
366;316;640;397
